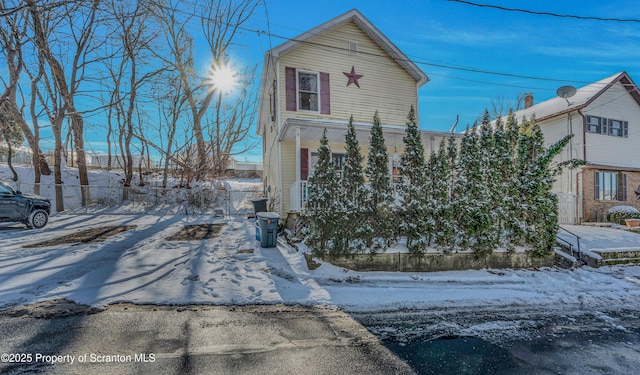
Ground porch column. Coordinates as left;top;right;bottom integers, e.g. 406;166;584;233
295;127;301;184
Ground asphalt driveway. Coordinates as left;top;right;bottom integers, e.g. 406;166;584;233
0;301;414;375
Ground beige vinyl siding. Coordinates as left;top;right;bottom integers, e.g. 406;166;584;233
583;81;640;168
262;110;281;213
278;22;418;127
282;138;451;214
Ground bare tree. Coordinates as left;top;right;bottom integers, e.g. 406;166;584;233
206;64;258;176
26;0;104;206
153;72;189;189
489;93;526;120
153;0;258;180
103;0;163;200
0;0;50;190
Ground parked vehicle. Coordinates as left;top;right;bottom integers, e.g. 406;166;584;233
0;181;51;229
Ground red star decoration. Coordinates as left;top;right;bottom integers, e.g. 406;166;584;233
343;66;363;88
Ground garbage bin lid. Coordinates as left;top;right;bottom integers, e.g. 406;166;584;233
257;212;280;219
251;197;268;202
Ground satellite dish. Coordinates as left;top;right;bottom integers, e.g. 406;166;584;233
557;85;577;105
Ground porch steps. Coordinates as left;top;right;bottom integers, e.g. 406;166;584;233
594;248;640;266
554;241;640;268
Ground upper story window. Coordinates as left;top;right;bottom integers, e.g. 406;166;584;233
297;71;319;111
285;67;330;114
610;119;624;137
586;115;628;138
587;115;604;134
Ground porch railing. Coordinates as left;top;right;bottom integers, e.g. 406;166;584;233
290;179;403;212
557;225;582;261
289;180;308;212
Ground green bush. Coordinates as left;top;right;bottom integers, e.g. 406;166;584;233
607;206;640;225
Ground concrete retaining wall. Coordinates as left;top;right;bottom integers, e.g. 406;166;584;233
307;251;555;272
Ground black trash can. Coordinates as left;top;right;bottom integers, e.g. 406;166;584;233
257;212;279;248
251;197;268;215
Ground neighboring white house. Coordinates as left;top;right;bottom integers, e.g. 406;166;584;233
257;9;459;219
508;71;640;223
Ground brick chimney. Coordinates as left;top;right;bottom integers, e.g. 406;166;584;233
524;92;534;109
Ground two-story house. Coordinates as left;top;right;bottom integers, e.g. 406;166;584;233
257;9;456;219
508;71;640;223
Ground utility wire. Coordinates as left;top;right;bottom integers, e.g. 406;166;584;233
447;0;640;23
153;2;596;86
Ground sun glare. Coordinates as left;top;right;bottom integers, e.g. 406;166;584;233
209;63;237;95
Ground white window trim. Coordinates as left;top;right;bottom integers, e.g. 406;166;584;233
296;70;320;113
309;151;345;177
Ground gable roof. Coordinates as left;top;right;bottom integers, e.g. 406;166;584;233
268;9;429;87
510;71;640;122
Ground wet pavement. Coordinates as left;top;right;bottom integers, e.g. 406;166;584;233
355;304;640;375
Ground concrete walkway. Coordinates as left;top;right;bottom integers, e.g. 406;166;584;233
0;301;414;375
558;224;640;251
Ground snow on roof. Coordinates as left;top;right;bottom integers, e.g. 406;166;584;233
506;72;640;123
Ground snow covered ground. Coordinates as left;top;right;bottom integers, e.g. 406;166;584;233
3;165;640;345
1;210;640;314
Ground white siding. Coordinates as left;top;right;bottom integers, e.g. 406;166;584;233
583;81;640;168
538;114;584;194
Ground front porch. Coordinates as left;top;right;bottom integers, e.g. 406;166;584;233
280;117;454;215
290;180;309;212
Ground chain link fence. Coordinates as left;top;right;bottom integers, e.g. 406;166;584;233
9;180;262;216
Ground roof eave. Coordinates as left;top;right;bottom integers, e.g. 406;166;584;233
267;9;429;86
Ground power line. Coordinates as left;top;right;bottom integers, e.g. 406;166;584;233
447;0;640;23
153;2;597;86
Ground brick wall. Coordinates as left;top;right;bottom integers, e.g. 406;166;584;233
582;168;640;222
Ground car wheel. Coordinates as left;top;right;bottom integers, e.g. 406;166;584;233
27;209;49;229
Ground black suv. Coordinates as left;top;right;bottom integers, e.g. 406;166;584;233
0;181;51;229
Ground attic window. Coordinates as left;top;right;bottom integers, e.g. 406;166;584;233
348;41;358;55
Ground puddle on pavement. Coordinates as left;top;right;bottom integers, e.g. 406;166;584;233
384;336;535;375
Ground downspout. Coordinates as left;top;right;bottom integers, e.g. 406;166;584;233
576;109;587;223
576;170;583;223
577;109;586;162
276;59;284;216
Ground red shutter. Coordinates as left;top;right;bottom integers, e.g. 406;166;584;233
285;67;297;111
300;148;309;180
320;72;330;114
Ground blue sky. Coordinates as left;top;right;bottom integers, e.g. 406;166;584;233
13;1;640;163
233;0;640;140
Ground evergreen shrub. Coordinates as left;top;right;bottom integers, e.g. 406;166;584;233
607;206;640;225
